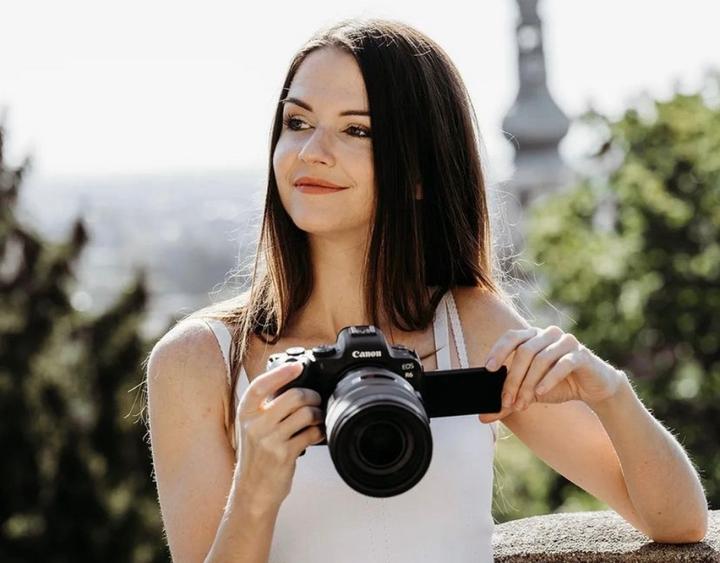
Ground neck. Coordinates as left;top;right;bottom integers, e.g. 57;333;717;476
288;228;378;342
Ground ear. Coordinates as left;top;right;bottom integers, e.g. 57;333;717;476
415;182;423;200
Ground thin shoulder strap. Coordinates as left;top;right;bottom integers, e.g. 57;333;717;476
445;291;498;443
445;291;469;369
203;318;232;386
432;292;451;370
433;295;450;369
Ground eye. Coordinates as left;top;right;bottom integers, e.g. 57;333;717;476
282;116;309;131
282;115;371;139
346;125;371;139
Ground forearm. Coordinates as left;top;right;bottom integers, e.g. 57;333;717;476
588;372;708;543
204;477;281;563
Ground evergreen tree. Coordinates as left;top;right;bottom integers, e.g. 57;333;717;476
523;75;720;510
0;120;167;561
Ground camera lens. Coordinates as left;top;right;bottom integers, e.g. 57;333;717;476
357;420;406;469
325;367;433;498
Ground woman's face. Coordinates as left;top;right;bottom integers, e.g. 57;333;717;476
273;47;375;238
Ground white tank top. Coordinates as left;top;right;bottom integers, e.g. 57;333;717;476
203;290;497;562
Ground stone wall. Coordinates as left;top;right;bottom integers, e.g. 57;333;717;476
492;510;719;562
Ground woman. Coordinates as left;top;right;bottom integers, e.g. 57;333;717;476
145;18;708;563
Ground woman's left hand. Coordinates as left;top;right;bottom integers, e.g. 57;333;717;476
478;325;626;423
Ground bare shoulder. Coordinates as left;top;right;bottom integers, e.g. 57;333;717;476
146;318;230;419
451;285;531;364
149;318;225;374
145;318;239;562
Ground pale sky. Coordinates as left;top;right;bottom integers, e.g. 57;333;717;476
2;0;719;182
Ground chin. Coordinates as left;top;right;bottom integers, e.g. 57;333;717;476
289;214;368;238
289;214;343;234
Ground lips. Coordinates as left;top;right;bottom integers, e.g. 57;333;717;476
293;176;346;189
294;184;345;194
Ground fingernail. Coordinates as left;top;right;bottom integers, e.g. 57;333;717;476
502;392;511;408
486;359;497;370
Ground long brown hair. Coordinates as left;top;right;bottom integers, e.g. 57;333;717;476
181;17;516;443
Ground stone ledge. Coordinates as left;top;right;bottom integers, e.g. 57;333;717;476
492;510;719;562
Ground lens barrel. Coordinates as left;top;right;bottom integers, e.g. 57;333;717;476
325;367;433;497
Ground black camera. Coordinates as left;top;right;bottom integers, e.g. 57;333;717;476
266;325;507;498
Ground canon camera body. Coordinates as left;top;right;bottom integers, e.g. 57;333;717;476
266;324;507;498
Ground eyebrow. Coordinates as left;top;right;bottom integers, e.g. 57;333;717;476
280;96;370;117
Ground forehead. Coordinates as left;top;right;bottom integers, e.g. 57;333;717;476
288;47;368;107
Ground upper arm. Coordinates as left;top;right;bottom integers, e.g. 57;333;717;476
454;287;651;536
146;319;237;562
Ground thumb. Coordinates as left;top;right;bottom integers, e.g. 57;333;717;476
478;405;512;423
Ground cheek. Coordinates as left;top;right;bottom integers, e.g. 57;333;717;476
361;143;375;174
273;140;305;211
272;137;295;181
343;148;374;210
363;159;376;202
346;144;374;185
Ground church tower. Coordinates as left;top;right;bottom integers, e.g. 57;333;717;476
502;0;572;256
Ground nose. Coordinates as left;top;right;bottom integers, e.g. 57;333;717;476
298;127;335;166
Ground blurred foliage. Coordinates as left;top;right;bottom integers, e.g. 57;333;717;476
492;431;608;523
495;75;720;518
0;122;168;561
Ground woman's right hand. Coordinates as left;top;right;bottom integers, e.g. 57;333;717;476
235;362;325;509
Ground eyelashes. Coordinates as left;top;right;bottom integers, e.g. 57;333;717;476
282;115;372;139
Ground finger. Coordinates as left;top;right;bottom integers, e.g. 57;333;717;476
478;382;520;422
500;326;562;407
288;424;325;458
514;334;577;410
276;405;324;441
484;328;538;371
242;362;304;411
535;353;578;397
478;402;515;423
264;386;322;425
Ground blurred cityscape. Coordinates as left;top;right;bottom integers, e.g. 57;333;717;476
12;0;577;344
17;168;267;340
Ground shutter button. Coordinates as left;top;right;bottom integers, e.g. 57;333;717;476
286;346;306;356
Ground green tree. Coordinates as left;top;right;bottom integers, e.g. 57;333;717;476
0;121;167;561
522;76;720;510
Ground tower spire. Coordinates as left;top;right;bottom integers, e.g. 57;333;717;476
502;0;571;208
